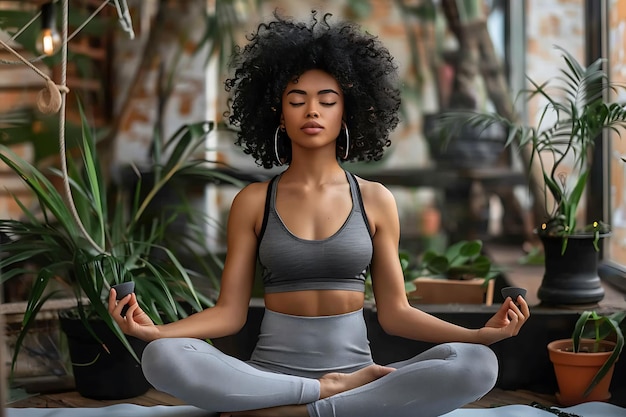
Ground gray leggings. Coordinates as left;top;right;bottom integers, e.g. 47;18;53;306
142;309;498;417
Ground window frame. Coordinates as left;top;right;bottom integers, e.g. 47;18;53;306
590;0;626;283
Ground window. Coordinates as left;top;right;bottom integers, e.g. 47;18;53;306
601;0;626;288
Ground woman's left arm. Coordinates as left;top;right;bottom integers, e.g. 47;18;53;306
361;180;530;346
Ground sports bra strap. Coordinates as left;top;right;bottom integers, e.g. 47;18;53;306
258;175;280;251
257;171;372;247
348;172;372;238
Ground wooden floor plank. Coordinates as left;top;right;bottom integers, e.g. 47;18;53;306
467;388;558;408
8;387;558;409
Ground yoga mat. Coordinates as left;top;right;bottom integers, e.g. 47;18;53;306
6;401;626;417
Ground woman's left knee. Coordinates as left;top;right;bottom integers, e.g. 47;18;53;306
452;343;499;393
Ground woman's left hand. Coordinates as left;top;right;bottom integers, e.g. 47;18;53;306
476;296;530;345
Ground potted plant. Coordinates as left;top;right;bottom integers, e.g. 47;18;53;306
548;310;625;406
407;239;498;305
0;114;240;399
439;45;626;305
0;0;254;399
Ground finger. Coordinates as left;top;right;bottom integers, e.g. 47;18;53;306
506;308;520;335
509;297;528;320
508;298;523;315
108;289;117;313
517;296;531;318
113;294;132;317
125;301;139;318
492;298;511;320
507;306;519;324
509;305;527;334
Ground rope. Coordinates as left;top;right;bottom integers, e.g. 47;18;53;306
37;78;69;114
0;0;109;65
0;10;44;64
0;37;53;81
0;37;69;114
10;10;41;43
56;0;108;255
0;0;134;255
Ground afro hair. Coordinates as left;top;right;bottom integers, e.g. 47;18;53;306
224;10;401;169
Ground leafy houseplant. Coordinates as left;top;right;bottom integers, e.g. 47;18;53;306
0;0;250;401
408;240;498;305
418;239;496;281
547;310;625;406
440;46;626;305
0;114;240;398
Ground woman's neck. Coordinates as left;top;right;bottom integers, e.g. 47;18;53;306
281;161;346;186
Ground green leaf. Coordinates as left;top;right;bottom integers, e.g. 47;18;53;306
571;310;625;397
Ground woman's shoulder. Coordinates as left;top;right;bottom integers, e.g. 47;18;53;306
235;177;269;200
350;174;396;206
349;174;398;235
233;178;272;206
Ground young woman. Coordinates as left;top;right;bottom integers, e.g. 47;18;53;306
109;10;530;417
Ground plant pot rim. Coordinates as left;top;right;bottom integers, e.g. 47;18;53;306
412;276;487;283
548;338;617;356
535;231;612;240
413;275;485;282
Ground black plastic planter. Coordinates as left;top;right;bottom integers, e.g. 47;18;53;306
423;113;507;169
59;312;151;399
538;234;607;306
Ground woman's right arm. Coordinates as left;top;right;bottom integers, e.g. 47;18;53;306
108;182;266;342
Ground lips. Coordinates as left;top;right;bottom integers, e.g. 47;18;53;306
301;121;323;134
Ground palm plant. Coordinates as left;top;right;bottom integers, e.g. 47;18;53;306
440;46;626;252
0;111;242;377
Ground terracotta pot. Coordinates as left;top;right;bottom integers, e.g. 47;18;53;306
419;206;441;237
408;277;494;305
547;338;617;406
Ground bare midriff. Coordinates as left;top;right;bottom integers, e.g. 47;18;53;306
264;290;365;316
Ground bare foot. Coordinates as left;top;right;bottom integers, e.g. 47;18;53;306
319;364;395;399
219;365;394;416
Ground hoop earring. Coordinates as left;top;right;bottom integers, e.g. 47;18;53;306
274;126;284;166
342;122;350;160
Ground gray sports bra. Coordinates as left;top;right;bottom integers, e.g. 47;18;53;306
257;171;373;294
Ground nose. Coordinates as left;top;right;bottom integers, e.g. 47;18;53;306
307;110;320;118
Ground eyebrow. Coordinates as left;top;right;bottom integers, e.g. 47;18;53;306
286;89;340;96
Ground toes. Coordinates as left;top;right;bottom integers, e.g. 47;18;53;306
378;365;395;376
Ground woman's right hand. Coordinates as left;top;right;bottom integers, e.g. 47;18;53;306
108;289;160;342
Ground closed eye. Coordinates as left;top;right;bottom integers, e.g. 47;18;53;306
289;102;335;106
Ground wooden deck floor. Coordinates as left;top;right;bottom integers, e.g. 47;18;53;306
7;386;559;410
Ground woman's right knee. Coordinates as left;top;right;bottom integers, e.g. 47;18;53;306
142;339;176;389
141;338;212;390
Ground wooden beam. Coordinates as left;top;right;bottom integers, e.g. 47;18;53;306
0;298;86;315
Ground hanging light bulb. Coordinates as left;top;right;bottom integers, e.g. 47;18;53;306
35;2;61;56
